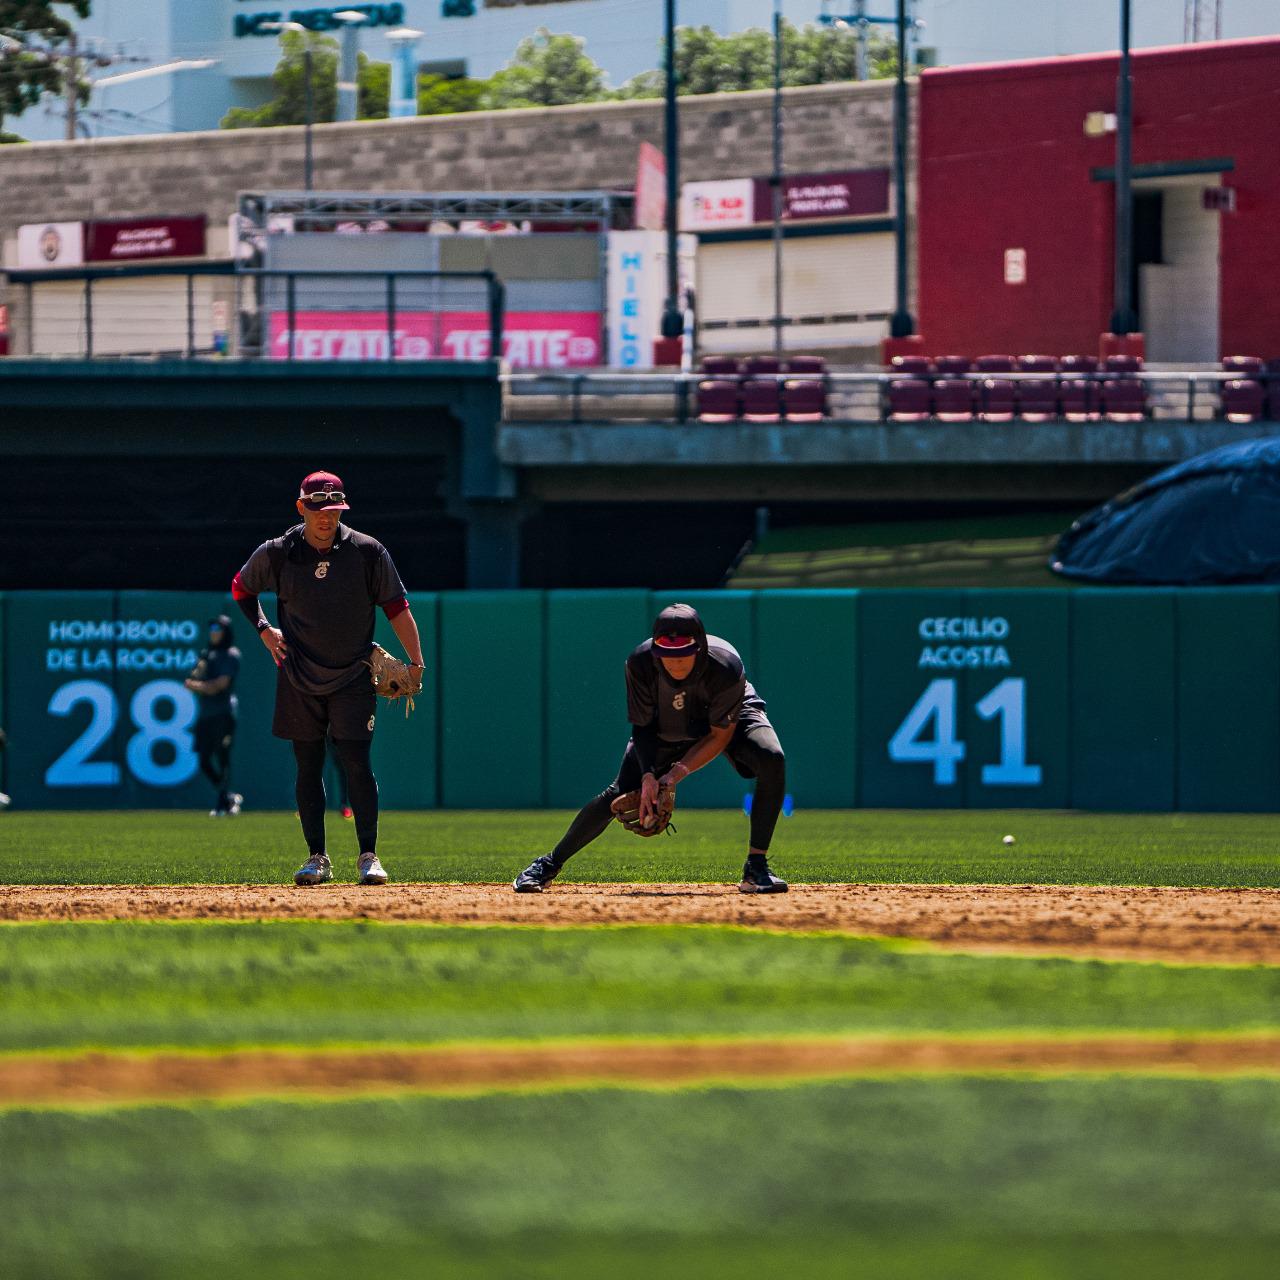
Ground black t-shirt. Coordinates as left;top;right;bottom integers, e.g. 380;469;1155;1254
625;634;767;762
191;647;241;718
238;523;406;696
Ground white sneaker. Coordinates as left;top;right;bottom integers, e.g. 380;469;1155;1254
358;852;388;886
0;792;10;811
294;852;333;886
227;793;243;816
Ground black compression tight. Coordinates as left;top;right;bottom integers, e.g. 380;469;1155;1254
292;738;379;855
199;742;231;791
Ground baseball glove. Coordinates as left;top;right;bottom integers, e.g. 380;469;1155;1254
611;784;677;837
366;644;423;716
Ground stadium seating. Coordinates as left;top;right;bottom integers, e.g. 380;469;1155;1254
932;378;975;421
743;356;782;377
1222;355;1264;378
1268;359;1280;421
890;354;932;376
1057;355;1101;421
696;379;740;422
933;355;972;376
1103;353;1144;376
975;355;1016;373
978;377;1017;421
1101;377;1147;421
887;377;932;421
700;356;741;378
783;379;827;421
741;377;782;422
1017;355;1058;374
1220;378;1266;423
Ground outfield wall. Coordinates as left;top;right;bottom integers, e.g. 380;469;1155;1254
1;588;1274;813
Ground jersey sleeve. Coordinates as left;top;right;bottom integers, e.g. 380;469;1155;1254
372;546;407;607
236;542;277;596
625;656;657;726
707;673;746;729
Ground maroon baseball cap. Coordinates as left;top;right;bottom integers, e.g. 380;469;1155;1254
298;470;349;511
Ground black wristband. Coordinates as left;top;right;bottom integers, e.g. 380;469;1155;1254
256;619;272;633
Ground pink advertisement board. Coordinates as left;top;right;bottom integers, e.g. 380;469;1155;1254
268;310;601;367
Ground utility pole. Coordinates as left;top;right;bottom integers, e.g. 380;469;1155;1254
771;0;785;358
660;0;682;341
1184;0;1223;43
64;30;78;141
1110;0;1137;335
889;0;914;338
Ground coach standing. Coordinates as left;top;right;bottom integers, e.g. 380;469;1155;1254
232;471;424;886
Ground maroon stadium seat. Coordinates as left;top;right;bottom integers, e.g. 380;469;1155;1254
975;355;1016;373
1017;376;1059;421
1102;377;1147;421
1017;355;1058;373
1220;379;1266;423
934;355;972;376
741;377;782;421
1103;353;1144;376
890;354;932;376
701;356;741;377
933;378;974;421
1222;355;1264;378
743;356;782;377
696;379;740;422
1059;354;1100;376
786;355;827;375
979;377;1016;421
1060;378;1100;421
783;379;827;421
1268;360;1280;421
887;377;931;421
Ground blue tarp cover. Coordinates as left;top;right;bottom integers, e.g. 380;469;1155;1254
1052;437;1280;584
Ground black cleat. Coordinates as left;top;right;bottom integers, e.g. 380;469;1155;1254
738;859;789;894
513;855;560;894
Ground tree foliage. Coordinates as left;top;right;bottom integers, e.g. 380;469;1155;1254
482;29;605;109
0;1;91;134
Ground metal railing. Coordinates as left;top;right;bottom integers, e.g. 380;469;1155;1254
6;265;506;362
501;369;1280;425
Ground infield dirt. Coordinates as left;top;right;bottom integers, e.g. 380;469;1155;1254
2;883;1277;965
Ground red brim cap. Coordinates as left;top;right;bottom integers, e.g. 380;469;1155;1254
299;470;349;511
654;633;699;657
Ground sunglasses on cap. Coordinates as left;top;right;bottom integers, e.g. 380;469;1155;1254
300;488;346;505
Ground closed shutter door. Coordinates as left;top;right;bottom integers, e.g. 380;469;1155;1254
697;233;894;352
32;278;216;356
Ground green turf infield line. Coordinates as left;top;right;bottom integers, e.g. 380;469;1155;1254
3;808;1280;886
3;1078;1280;1280
1;921;1277;1055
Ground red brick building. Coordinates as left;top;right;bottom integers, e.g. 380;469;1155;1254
916;37;1280;362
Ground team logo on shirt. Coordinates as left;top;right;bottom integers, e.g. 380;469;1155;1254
672;692;686;710
315;560;330;579
367;715;376;731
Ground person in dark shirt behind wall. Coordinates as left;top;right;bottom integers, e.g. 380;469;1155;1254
513;602;789;895
185;614;242;818
232;470;425;888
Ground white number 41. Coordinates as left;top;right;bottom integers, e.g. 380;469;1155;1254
888;677;1042;787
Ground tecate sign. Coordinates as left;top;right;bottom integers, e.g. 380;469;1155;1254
680;179;754;231
267;311;601;367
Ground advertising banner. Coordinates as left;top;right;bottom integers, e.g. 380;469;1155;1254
86;216;207;263
634;142;667;232
750;169;891;223
267;310;602;367
16;221;84;270
680;179;754;231
605;230;666;369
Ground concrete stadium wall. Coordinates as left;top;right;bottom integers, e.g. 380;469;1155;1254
0;79;905;337
3;586;1275;814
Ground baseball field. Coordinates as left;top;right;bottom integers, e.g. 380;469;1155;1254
3;808;1278;1278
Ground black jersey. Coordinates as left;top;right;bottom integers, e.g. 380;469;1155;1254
625;633;768;769
191;646;241;719
237;523;405;696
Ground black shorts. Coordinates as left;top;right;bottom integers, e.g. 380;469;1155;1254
612;713;780;791
194;712;236;756
272;668;377;742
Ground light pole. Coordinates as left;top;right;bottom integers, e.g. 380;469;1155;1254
889;0;915;339
386;28;424;119
771;0;785;359
660;0;682;341
1110;0;1138;335
262;22;312;190
334;10;368;123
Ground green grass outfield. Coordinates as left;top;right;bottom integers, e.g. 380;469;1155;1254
3;1079;1280;1280
2;808;1278;885
2;922;1277;1053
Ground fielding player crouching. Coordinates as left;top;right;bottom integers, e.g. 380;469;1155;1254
232;471;424;887
514;603;788;894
